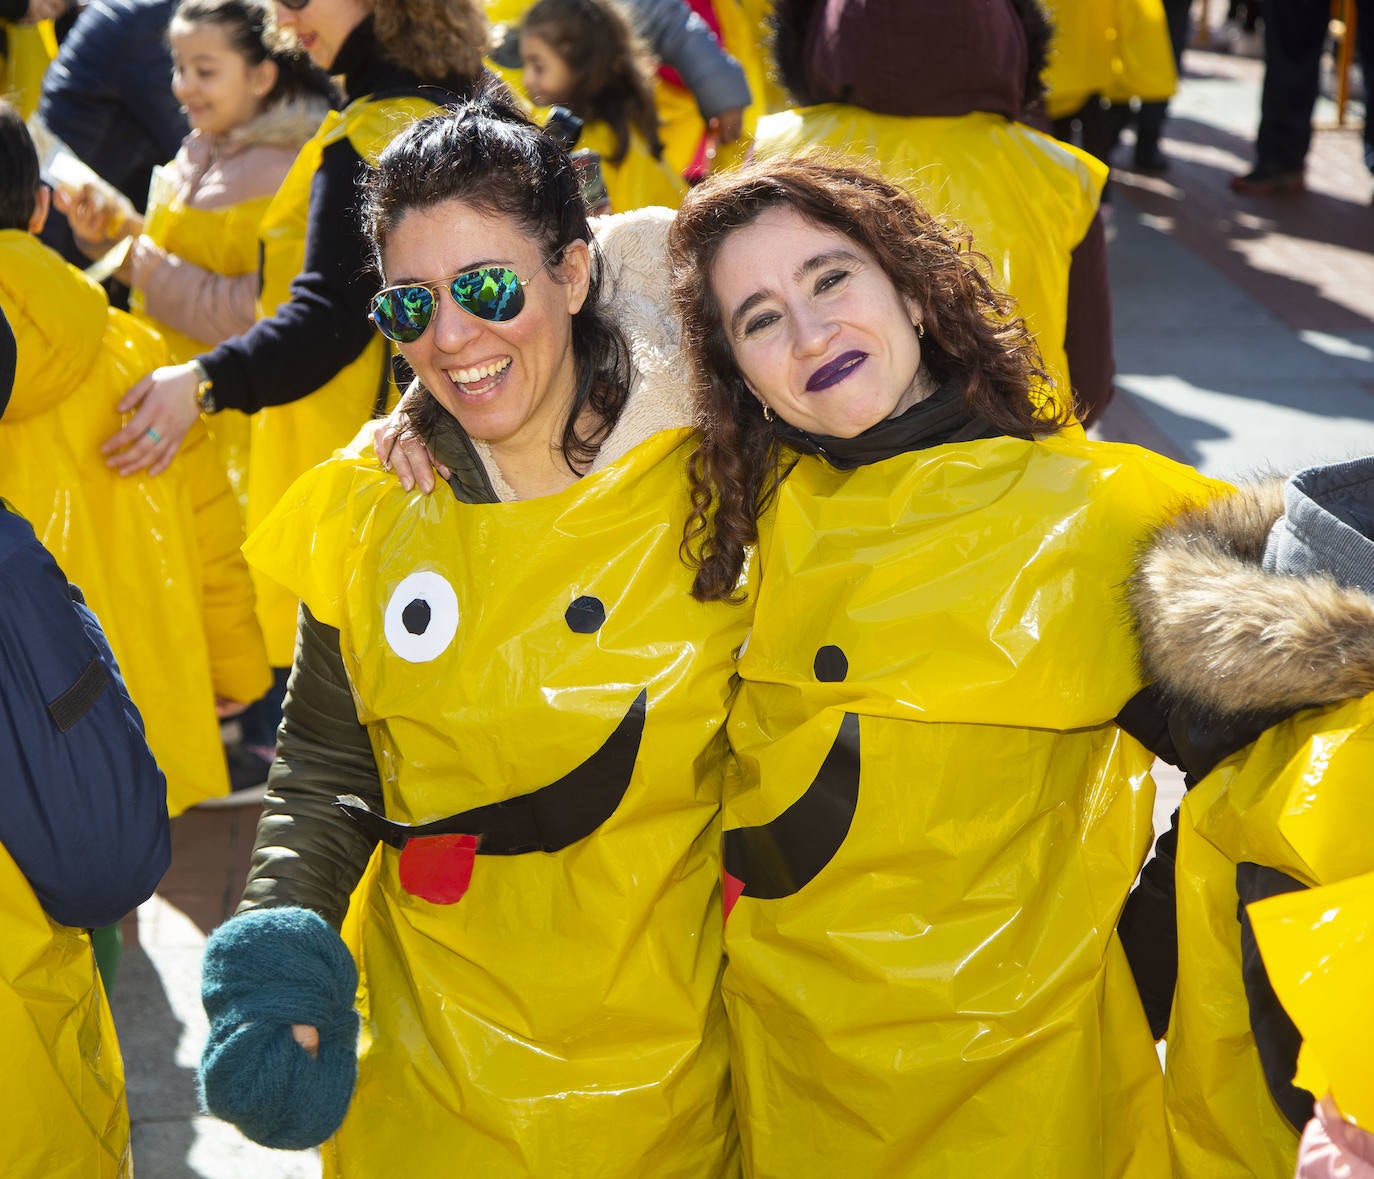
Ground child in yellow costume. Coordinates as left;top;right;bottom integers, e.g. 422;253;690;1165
668;155;1226;1178
519;0;685;210
1127;455;1374;1178
61;0;334;513
758;0;1114;426
0;102;270;813
197;102;747;1175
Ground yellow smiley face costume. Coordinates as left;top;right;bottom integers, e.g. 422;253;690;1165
1042;0;1178;117
246;426;750;1177
721;432;1225;1177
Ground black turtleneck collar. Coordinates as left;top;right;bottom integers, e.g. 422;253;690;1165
331;16;480;103
770;378;1005;471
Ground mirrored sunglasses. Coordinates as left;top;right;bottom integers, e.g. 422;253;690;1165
369;250;564;344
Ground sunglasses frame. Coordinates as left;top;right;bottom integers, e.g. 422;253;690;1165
369;247;569;344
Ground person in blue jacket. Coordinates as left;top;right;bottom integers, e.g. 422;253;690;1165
0;302;170;932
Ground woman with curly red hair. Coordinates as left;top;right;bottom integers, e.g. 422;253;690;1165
667;153;1225;1176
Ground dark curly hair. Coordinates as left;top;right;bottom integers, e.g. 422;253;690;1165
362;96;631;473
668;151;1065;603
520;0;662;164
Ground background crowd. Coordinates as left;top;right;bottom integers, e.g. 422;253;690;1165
2;0;1373;1176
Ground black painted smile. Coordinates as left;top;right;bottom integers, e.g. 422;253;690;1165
337;688;648;856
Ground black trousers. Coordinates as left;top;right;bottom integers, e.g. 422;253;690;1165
1255;0;1374;169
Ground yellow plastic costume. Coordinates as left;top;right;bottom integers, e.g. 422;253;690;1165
1042;0;1178;118
722;432;1224;1177
0;18;57;118
0;844;129;1177
245;427;750;1177
0;231;270;812
132;169;272;514
248;94;435;666
1250;866;1374;1131
754;108;1106;408
577;119;685;211
1167;692;1374;1177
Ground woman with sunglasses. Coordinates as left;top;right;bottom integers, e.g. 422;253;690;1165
196;99;748;1175
664;153;1227;1177
99;0;490;693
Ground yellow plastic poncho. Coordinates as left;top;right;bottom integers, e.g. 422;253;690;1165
1167;692;1374;1177
0;231;270;813
0;18;57;118
132;168;272;516
248;94;435;666
245;427;751;1178
1043;0;1178;118
576;119;686;211
753;107;1106;410
1249;865;1374;1132
722;432;1225;1178
0;844;129;1177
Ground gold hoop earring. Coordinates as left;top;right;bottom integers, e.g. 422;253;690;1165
916;322;926;339
762;404;775;423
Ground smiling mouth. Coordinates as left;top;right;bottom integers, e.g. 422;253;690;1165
806;351;867;393
337;688;647;859
446;357;512;398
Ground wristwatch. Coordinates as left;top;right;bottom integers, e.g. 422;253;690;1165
190;358;216;414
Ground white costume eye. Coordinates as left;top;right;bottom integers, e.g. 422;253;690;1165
383;571;459;663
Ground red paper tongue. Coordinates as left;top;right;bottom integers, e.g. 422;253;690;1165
399;834;479;904
722;869;745;922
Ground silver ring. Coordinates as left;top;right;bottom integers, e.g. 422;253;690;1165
145;427;162;444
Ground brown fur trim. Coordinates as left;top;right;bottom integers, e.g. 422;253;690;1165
1132;478;1374;714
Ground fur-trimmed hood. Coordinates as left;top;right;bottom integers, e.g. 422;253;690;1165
1132;474;1374;718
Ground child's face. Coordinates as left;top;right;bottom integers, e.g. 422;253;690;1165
520;29;574;107
170;19;276;137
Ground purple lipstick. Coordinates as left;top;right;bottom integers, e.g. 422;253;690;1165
806;350;867;392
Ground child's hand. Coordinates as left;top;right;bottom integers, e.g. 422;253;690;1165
55;184;131;250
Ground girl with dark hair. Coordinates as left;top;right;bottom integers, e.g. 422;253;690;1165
519;0;685;210
667;152;1225;1176
196;99;746;1174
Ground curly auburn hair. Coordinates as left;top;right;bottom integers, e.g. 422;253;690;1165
521;0;662;165
667;151;1066;603
373;0;488;84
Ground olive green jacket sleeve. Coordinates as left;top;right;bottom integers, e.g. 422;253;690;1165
237;604;382;929
237;399;497;928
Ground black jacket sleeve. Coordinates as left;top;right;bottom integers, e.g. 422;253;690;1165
1236;863;1314;1132
239;604;383;929
0;513;170;928
200;135;382;415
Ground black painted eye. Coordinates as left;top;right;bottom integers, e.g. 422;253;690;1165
384;571;459;662
813;645;848;683
565;595;606;634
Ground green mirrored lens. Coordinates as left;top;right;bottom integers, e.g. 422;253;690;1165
451;267;525;323
373;286;435;343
